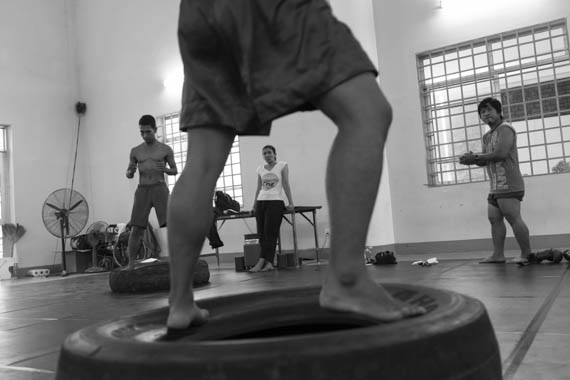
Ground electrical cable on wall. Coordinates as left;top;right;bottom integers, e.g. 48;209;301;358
43;102;89;275
68;102;87;206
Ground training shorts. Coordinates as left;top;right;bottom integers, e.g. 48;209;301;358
130;182;170;228
177;0;378;135
487;191;525;208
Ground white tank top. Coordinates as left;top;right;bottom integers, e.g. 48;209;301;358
257;161;287;202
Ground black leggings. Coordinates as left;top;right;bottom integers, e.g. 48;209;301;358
255;200;284;264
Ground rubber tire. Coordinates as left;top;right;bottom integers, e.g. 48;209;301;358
56;284;501;380
108;257;209;293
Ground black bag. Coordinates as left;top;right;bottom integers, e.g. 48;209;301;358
214;191;240;214
373;251;397;265
70;234;91;250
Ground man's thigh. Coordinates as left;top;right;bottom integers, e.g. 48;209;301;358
131;187;153;227
487;202;503;222
152;184;170;228
496;197;522;220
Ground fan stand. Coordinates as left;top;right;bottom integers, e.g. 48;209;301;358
59;218;69;277
84;241;106;273
45;193;89;277
84;227;108;273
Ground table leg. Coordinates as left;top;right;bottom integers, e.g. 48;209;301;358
312;210;320;262
291;212;299;267
215;219;220;266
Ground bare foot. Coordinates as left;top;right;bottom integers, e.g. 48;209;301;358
479;254;506;264
167;302;209;330
512;256;530;266
319;274;425;322
260;262;274;272
249;259;266;273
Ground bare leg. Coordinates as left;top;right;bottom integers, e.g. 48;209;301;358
314;73;424;321
249;258;267;273
125;226;144;270
157;227;169;257
167;127;236;330
497;198;531;261
480;204;507;263
250;203;267;272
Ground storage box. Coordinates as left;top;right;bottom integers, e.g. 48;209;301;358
244;244;261;267
277;253;297;268
277;254;288;268
234;256;246;272
65;250;92;273
286;253;297;267
244;233;259;245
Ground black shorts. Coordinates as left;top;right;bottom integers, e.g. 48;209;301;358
177;0;377;135
487;191;525;208
130;183;170;228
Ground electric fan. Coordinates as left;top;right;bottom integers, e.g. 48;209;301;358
42;188;89;276
84;221;109;273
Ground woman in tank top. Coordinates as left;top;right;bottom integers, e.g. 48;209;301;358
250;145;294;272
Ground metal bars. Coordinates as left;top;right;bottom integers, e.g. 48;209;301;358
417;19;570;186
157;113;244;205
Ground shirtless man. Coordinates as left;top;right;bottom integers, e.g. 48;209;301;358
125;114;178;270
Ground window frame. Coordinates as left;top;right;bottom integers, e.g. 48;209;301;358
417;19;570;186
0;125;11;258
156;113;244;206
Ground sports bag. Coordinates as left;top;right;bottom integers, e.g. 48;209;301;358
214;191;240;214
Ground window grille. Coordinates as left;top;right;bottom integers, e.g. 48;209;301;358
0;126;8;257
157;113;244;205
417;19;570;186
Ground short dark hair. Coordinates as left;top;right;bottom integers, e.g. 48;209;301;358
477;97;502;117
262;145;276;154
139;114;156;129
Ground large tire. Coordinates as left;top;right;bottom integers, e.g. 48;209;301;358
56;284;501;380
108;257;210;293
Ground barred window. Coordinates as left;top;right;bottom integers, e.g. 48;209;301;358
157;113;244;206
417;19;570;186
0;125;9;258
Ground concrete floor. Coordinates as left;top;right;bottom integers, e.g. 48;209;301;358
0;250;569;380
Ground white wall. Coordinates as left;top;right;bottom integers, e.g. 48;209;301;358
0;0;83;267
3;0;570;268
72;0;393;259
373;0;570;246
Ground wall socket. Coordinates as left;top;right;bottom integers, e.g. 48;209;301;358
324;228;330;235
27;268;50;277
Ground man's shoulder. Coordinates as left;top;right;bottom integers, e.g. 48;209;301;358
130;142;146;153
497;123;516;135
155;141;174;153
